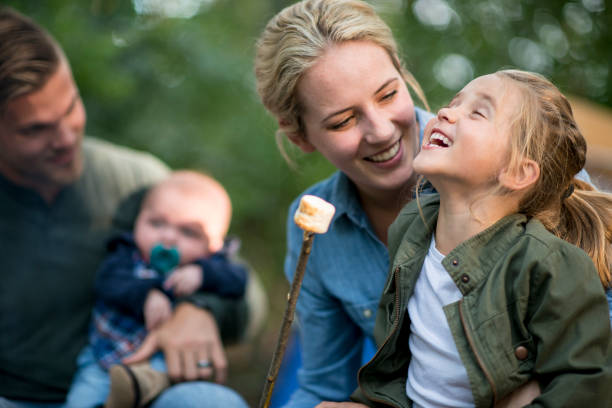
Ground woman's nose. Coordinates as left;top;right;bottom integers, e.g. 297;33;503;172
363;110;394;144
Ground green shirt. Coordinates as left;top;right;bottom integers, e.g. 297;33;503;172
0;138;169;401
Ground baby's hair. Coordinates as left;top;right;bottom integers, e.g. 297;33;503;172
498;70;612;287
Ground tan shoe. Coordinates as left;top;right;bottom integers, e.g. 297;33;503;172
105;363;171;408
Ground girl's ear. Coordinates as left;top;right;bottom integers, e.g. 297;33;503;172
279;119;316;153
499;159;540;191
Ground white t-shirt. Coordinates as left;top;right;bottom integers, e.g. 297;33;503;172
406;237;475;407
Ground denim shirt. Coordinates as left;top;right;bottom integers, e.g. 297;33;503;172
282;107;433;408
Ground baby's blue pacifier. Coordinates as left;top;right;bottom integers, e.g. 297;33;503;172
149;244;180;276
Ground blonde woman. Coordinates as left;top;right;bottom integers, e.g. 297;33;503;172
254;1;574;407
255;0;429;406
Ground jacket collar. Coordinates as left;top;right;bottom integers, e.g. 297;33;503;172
395;194;529;294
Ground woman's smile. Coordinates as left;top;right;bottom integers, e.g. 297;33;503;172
365;138;402;162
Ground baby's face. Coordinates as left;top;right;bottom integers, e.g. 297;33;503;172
134;186;225;265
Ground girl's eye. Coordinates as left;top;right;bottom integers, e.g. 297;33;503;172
473;110;486;118
380;90;397;101
329;115;354;130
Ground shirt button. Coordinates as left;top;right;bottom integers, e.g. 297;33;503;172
363;308;373;318
515;346;529;360
452;259;459;266
461;274;470;283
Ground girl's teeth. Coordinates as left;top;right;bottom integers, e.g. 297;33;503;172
429;132;452;147
368;141;400;162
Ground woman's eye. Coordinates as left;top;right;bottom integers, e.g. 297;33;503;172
380;90;397;101
329;116;353;130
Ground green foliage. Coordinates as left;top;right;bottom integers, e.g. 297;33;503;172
6;0;610;292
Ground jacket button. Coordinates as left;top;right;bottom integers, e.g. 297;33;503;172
515;346;528;360
461;274;469;283
452;259;459;266
363;308;372;318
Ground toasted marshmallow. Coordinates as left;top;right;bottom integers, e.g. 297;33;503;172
294;195;336;234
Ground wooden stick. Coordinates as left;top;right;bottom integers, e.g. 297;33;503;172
259;231;314;408
259;195;335;408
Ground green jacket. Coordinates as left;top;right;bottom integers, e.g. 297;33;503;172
353;194;612;407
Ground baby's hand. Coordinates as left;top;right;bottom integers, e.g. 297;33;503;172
144;289;172;331
163;264;203;297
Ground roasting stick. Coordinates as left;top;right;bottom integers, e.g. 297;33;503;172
259;195;336;408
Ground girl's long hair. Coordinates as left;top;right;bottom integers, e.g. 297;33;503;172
499;70;612;288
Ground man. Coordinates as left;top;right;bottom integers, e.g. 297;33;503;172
0;7;249;407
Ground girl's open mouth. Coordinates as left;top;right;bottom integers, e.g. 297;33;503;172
426;131;453;148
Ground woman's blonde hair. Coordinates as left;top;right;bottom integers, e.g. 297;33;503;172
499;69;612;288
254;0;428;162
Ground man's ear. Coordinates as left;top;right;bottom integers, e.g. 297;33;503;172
279;119;316;153
499;159;540;191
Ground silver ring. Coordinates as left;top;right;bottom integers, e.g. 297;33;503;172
197;359;212;369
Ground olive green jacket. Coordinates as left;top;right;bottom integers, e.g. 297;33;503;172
352;194;612;407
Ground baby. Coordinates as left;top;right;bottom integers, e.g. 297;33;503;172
68;170;248;408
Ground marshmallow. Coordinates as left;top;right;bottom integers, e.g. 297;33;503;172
293;195;336;234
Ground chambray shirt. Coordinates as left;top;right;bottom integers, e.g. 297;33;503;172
283;108;433;408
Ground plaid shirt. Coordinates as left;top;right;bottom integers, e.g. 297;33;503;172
90;300;149;369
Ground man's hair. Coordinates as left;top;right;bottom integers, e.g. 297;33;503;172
0;6;62;112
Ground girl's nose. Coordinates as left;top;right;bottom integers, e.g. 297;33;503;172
437;106;457;123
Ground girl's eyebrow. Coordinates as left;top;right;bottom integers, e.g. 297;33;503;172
321;77;399;124
476;92;496;109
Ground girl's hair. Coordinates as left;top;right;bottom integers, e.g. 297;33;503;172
254;0;429;162
498;69;612;288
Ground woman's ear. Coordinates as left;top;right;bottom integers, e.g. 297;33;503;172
279;119;316;153
499;159;540;191
287;132;316;153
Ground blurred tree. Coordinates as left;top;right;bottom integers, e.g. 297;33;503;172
6;0;609;286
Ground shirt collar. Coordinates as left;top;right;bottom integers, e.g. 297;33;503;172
328;171;371;231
